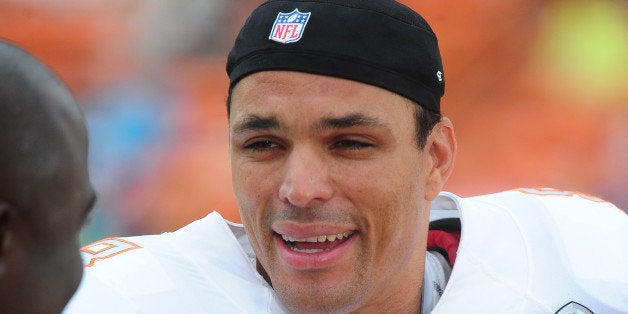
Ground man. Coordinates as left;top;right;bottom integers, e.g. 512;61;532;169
66;1;628;313
0;40;96;313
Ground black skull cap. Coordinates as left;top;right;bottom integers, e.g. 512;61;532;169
227;0;445;113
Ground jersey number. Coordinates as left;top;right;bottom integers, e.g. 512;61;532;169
81;238;142;267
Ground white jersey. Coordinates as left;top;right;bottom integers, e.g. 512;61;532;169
65;210;286;313
65;188;628;313
429;188;627;314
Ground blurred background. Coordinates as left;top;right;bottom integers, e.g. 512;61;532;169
0;0;626;244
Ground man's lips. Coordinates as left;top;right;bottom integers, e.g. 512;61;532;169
272;225;358;269
278;231;355;253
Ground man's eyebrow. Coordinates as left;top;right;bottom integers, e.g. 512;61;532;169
318;113;388;131
232;116;282;134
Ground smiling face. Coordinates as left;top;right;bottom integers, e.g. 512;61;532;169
229;71;455;312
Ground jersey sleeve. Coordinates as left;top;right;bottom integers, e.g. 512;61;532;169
493;188;628;312
63;236;173;314
435;188;628;313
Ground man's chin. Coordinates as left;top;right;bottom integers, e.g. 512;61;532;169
273;278;363;314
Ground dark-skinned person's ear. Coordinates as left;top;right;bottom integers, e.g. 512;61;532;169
0;201;15;277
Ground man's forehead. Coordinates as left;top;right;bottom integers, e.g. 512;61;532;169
232;70;374;98
228;71;416;134
230;71;416;110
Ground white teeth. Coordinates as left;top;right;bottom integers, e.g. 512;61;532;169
282;234;297;242
336;231;351;240
281;231;353;243
290;247;324;253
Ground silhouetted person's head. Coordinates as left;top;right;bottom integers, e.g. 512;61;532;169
0;40;95;313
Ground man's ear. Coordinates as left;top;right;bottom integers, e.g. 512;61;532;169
424;117;457;201
0;201;14;277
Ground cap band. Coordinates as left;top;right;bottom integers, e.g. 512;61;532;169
227;0;444;113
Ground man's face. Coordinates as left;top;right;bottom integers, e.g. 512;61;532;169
230;71;436;312
0;114;95;313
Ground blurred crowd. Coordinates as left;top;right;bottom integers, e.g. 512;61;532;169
0;0;626;244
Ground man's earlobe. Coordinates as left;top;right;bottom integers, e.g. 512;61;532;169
425;117;457;201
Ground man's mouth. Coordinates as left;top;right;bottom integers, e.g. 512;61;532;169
279;231;355;253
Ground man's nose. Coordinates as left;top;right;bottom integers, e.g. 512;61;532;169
277;146;334;208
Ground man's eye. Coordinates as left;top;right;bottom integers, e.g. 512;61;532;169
332;140;373;150
244;140;279;151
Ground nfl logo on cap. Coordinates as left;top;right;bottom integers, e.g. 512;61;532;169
269;9;311;44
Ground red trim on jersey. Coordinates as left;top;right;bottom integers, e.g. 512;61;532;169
427;230;460;265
